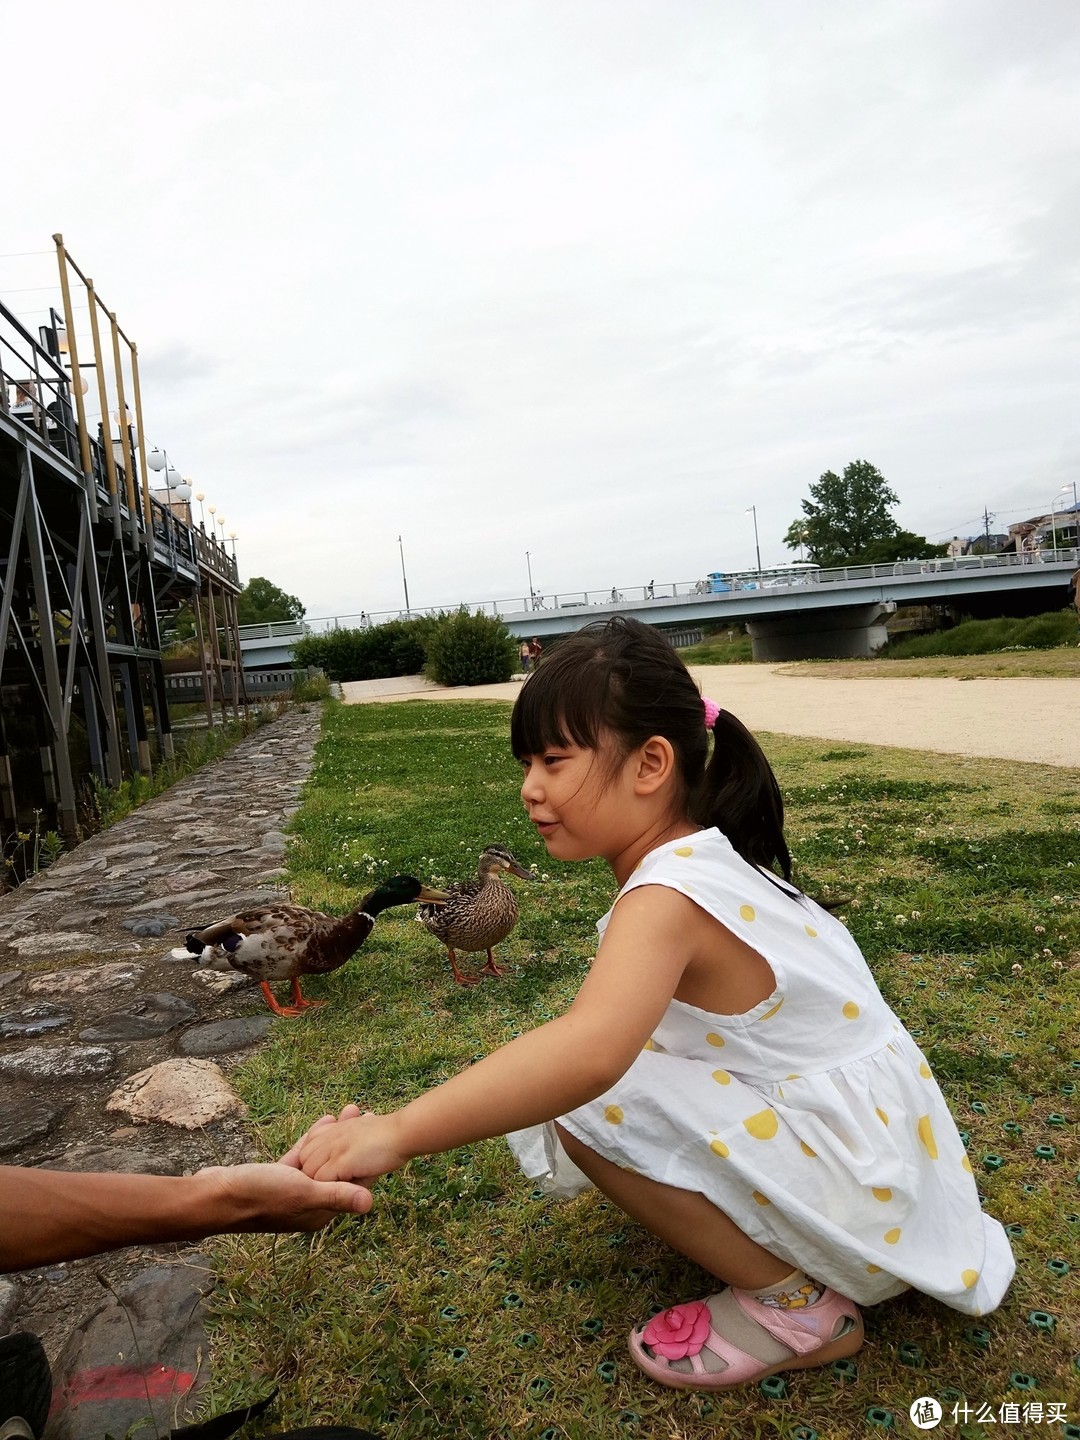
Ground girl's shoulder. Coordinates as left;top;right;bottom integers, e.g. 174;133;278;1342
603;827;832;936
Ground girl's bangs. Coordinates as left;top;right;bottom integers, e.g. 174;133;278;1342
510;656;608;757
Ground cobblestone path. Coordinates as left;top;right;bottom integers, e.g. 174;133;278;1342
0;705;323;1440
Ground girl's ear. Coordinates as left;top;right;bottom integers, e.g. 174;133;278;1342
633;736;676;795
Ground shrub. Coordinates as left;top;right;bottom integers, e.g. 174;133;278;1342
678;632;754;665
423;609;518;686
882;609;1075;659
293;620;428;681
292;670;332;701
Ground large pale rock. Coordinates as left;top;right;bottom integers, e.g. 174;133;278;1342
106;1058;246;1128
27;963;144;996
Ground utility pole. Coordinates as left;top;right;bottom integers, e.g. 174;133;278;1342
398;535;411;618
983;506;993;555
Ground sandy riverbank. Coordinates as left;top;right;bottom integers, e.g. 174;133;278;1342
340;666;1078;768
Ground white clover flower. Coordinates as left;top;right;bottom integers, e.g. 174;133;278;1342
1012;963;1023;975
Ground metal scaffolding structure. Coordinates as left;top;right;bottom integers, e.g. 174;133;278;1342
0;235;246;837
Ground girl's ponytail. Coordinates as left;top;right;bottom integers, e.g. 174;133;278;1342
693;710;792;883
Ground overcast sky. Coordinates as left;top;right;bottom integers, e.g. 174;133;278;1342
6;1;1079;620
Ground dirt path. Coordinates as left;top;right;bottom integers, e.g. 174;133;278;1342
340;667;1079;768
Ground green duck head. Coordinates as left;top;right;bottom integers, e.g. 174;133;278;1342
359;874;450;916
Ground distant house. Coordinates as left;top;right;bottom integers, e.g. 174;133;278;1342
1005;503;1078;554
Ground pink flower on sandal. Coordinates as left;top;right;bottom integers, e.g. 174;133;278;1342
642;1301;711;1360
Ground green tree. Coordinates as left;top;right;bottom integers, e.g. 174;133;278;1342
785;460;900;567
857;531;948;565
236;576;306;625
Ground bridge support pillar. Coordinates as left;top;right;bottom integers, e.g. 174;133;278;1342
746;602;893;662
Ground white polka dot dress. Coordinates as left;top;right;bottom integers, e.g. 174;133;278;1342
506;828;1014;1316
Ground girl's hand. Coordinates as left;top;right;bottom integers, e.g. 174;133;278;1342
297;1111;410;1184
279;1104;363;1169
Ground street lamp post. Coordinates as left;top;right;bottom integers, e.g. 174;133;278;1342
147;447;191;542
398;535;411;618
1049;493;1065;554
745;505;762;575
1059;482;1079;548
526;550;534;609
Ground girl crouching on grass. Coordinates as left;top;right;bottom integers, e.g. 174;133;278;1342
289;617;1013;1392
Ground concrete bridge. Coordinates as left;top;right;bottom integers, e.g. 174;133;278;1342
240;550;1078;665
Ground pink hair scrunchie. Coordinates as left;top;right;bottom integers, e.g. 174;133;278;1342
702;696;721;731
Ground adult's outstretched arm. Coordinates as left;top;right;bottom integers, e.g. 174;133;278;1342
0;1161;372;1273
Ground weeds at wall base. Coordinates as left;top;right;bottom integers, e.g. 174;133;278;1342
87;702;289;833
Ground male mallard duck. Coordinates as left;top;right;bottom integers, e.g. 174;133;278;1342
183;874;450;1017
419;844;532;985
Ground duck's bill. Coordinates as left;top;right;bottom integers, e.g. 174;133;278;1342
507;860;534;880
418;885;452;903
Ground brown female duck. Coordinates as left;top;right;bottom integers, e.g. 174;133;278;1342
419;845;532;985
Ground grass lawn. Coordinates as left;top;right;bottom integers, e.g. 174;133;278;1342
782;649;1080;680
206;700;1079;1440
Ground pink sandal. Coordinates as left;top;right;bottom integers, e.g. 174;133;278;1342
628;1287;864;1391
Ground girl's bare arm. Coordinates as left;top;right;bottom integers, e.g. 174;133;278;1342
297;886;698;1182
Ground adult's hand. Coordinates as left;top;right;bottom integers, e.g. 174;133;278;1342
192;1160;373;1234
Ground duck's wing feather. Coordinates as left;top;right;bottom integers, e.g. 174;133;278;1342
188;904;327;946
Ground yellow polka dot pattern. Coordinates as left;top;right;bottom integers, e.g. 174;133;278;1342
872;1187;892;1202
711;1069;731;1085
674;846;694;857
744;1108;779;1140
884;1227;901;1245
799;1140;817;1158
709;1138;730;1158
604;1105;624;1125
919;1061;932;1079
866;1263;882;1274
961;1269;979;1290
760;998;785;1021
804;924;817;938
752;1190;771;1206
706;1032;725;1048
876;1108;889;1126
642;1038;657;1051
918;1115;938;1159
842;1001;860;1020
739;903;756;922
961;1154;973;1174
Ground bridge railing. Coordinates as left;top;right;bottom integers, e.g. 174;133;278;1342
290;547;1077;633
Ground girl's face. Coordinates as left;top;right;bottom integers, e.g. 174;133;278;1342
519;735;637;863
